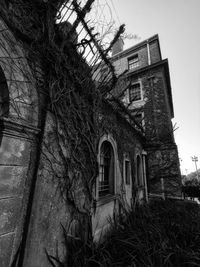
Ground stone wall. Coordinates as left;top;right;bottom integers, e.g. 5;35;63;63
93;101;146;240
137;65;174;143
23;112;73;267
0;19;39;267
146;144;181;197
23;101;146;266
109;35;181;197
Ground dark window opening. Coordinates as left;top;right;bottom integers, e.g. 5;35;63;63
99;141;114;196
136;155;143;186
0;67;9;117
125;160;131;185
134;113;143;125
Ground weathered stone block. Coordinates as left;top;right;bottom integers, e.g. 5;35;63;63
0;166;27;198
0;197;21;235
0;232;14;267
10;101;34;121
0;136;30;165
0;57;29;82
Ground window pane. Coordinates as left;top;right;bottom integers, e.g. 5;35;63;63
128;55;139;70
129;83;141;102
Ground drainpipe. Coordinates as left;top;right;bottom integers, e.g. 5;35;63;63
142;150;148;202
147;41;151;65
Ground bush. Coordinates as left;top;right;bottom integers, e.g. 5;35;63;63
48;200;200;267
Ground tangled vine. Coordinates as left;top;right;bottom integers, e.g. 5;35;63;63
0;0;128;241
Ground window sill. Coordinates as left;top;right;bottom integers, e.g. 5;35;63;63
128;67;139;72
97;194;116;207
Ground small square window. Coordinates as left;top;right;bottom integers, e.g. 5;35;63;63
128;55;139;70
129;83;141;102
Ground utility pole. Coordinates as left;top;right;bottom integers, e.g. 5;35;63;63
191;156;199;180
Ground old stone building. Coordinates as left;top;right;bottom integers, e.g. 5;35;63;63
0;17;147;267
0;5;180;267
104;34;181;197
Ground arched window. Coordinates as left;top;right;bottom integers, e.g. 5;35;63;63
136;155;143;186
99;141;114;196
0;66;9;117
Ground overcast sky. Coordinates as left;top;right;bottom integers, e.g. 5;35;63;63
107;0;200;175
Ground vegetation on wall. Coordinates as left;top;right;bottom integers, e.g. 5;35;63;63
0;0;129;244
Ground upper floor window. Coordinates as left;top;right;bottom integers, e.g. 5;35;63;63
99;141;114;197
129;83;142;102
128;55;139;70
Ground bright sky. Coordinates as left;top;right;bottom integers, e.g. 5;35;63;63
107;0;200;175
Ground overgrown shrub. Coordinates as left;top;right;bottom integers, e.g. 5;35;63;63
48;200;200;267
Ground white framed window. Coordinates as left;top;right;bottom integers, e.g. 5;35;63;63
129;82;142;102
128;55;139;70
0;66;9;117
99;140;115;197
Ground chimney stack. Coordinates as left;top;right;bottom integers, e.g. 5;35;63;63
112;37;124;56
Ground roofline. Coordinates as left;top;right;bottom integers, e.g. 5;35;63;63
102;99;146;142
111;34;162;61
125;59;174;118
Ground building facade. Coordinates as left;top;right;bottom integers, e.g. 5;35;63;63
109;35;181;197
0;7;181;265
0;16;148;266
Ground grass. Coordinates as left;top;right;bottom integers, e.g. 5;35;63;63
48;199;200;267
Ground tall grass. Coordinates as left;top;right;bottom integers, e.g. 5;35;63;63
48;200;200;267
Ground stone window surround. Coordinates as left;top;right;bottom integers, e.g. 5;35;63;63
95;134;117;202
